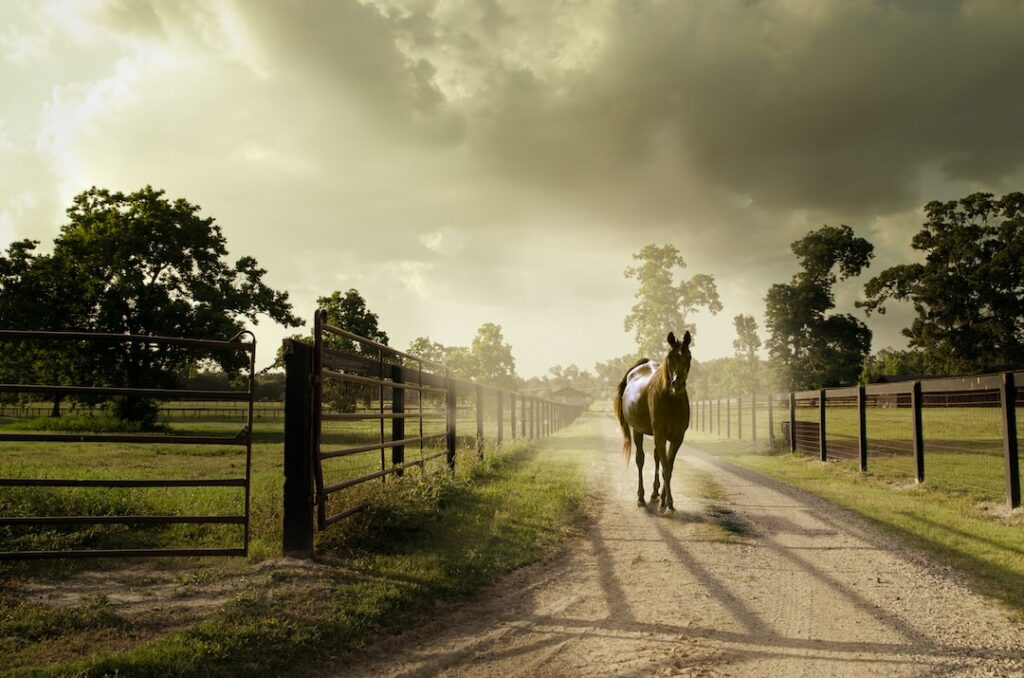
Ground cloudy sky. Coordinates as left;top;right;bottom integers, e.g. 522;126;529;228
2;0;1023;376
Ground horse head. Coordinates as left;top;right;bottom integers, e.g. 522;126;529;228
663;331;692;397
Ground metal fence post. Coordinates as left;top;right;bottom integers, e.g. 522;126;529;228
819;389;827;462
858;384;867;473
446;375;457;470
476;383;484;460
1000;372;1021;509
392;364;405;477
912;381;924;483
283;340;314;559
497;390;504;447
789;392;796;453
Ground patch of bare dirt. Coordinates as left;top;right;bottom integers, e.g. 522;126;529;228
344;416;1024;677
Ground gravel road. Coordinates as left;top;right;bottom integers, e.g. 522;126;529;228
345;414;1024;677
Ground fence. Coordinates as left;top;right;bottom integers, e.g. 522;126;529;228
691;371;1023;509
281;312;585;558
0;330;256;560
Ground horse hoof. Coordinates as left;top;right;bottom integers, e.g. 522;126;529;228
650;491;659;500
637;498;646;507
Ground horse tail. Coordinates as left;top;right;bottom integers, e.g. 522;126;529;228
615;358;650;465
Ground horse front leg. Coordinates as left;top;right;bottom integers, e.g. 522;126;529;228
663;438;683;511
651;453;661;502
634;431;646;506
654;434;667;511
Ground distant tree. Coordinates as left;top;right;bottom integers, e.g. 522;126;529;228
594;353;642;392
623;244;722;358
732;314;762;393
765;225;874;390
859;192;1024;375
1;186;301;425
859;348;926;384
471;323;517;388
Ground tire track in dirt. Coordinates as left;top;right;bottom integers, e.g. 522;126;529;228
343;414;1024;677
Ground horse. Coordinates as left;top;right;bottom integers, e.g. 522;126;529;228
614;331;692;511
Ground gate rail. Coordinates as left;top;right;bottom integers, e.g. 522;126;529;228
0;330;256;560
282;312;585;558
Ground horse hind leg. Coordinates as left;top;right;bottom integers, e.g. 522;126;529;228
651;450;661;502
634;432;646;506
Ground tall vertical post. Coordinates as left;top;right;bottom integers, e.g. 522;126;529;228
530;397;536;439
737;396;743;440
727;398;731;439
446;375;457;470
391;364;405;477
497;390;504;447
819;389;827;462
476;383;484;460
282;340;314;559
1000;372;1021;508
521;394;526;438
751;394;757;447
717;399;721;436
767;394;774;451
510;391;516;440
858;384;868;473
912;381;924;483
789;392;796;453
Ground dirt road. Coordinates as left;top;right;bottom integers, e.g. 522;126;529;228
347;414;1024;677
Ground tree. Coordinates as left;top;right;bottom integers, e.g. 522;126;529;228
2;186;301;425
732;314;762;393
859;192;1024;375
765;225;874;390
859;348;926;384
623;244;722;358
471;323;517;389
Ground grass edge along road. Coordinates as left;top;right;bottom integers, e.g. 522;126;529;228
684;430;1024;622
0;416;595;677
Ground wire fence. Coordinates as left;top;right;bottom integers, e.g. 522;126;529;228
692;370;1023;510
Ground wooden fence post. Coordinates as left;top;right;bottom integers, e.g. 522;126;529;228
510;391;516;440
530;397;535;439
737;396;743;440
912;381;924;483
476;384;484;460
751;394;757;447
767;394;774;451
446;375;457;470
392;364;405;477
717;398;721;436
1000;372;1021;509
819;389;827;462
497;391;504;447
727;398;731;439
521;395;526;438
789;392;796;453
282;340;314;559
858;384;867;473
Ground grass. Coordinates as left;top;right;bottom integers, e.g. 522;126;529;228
0;412;593;676
685;429;1024;620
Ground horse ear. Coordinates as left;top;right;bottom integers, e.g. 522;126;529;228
667;331;677;348
683;331;691;347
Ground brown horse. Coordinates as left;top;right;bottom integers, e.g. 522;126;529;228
614;331;692;510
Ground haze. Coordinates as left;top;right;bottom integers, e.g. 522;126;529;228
2;0;1023;375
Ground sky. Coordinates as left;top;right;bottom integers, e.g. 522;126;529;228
2;0;1023;377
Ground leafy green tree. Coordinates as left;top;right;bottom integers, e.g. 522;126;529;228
732;314;762;393
3;186;301;425
859;192;1024;375
859;348;926;384
765;225;874;390
471;323;517;388
623;244;722;357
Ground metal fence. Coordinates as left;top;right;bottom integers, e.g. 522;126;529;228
691;371;1023;509
281;313;586;558
0;330;256;560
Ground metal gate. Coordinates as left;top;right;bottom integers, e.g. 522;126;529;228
0;330;255;559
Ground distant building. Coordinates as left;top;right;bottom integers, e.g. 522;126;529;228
549;387;594;408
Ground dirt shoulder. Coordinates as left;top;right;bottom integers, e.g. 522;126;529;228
345;416;1024;677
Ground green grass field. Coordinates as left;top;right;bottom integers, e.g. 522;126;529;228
0;409;592;675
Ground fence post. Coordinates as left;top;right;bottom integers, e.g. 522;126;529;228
521;395;526;438
392;364;405;477
819;389;827;462
789;392;796;452
510;391;516;440
1000;372;1021;509
727;397;731;439
476;384;484;460
912;380;924;483
282;340;314;559
858;384;867;473
446;375;457;470
530;397;536;439
767;394;774;451
497;390;504;447
751;394;757;447
737;396;742;440
717;398;721;436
